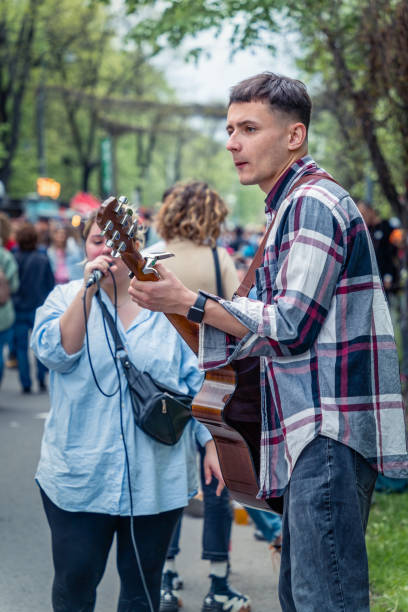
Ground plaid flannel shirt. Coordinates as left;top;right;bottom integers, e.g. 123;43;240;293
199;156;408;499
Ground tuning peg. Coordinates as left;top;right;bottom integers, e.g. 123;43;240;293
120;213;131;227
127;222;137;238
106;239;114;248
101;220;113;236
114;196;128;215
117;241;126;252
112;230;120;242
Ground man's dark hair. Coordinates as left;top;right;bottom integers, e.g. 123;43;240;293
229;72;312;131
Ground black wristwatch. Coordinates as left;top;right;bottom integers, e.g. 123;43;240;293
186;291;208;323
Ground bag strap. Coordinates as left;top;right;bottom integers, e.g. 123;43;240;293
94;291;126;353
211;247;224;298
234;172;338;298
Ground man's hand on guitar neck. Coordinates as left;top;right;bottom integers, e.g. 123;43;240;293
129;262;195;315
128;263;249;339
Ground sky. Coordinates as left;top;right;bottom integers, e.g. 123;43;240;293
112;0;299;106
151;28;299;105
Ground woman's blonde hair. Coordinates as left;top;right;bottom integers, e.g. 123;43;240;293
156;181;229;248
82;211;98;241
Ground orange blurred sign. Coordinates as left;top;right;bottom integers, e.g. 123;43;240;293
36;177;61;199
71;214;82;228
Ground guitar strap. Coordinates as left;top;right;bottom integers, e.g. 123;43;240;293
234;172;338;298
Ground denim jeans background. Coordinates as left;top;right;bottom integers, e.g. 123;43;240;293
14;309;47;390
40;488;183;612
279;435;377;612
245;506;282;542
167;444;232;561
0;327;12;383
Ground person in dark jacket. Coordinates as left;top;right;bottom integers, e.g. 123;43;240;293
356;201;400;295
12;223;55;392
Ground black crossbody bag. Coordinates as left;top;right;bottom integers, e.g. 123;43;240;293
95;292;193;445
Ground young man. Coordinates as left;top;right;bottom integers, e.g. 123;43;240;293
129;72;408;611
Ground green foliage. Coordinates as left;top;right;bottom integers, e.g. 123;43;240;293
2;0;266;224
0;0;43;185
123;0;408;218
7;87;39;199
127;0;282;55
8;0;407;226
367;492;408;611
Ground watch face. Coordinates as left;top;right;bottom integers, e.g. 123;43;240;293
187;306;204;323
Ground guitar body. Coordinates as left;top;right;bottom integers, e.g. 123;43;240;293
193;358;283;515
96;198;283;515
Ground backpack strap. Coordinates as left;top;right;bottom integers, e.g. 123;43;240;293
211;247;224;298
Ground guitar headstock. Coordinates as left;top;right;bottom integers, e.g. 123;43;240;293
97;196;199;353
96;196;173;282
96;196;141;259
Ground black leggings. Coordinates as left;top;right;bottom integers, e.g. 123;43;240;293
40;488;183;612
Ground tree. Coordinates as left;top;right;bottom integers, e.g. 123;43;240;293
33;0;177;198
123;0;408;217
2;0;250;216
0;0;43;189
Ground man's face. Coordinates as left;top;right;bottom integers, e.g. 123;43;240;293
226;101;296;194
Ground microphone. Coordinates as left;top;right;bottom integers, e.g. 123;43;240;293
86;262;113;288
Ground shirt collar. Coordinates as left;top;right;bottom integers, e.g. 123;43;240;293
264;155;318;214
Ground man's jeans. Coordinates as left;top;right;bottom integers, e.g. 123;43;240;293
279;435;377;612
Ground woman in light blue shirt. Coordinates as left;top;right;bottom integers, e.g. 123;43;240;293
31;212;221;612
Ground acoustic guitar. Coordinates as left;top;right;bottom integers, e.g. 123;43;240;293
96;197;283;514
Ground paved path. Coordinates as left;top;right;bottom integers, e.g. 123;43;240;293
0;363;281;611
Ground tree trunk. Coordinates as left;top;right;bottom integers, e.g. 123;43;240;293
324;28;402;217
0;0;39;189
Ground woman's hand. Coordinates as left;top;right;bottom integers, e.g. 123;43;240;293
203;439;225;496
60;255;117;354
83;255;116;291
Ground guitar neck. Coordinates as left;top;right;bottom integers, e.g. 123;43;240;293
121;251;199;355
165;313;199;355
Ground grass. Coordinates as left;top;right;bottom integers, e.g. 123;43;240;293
367;491;408;611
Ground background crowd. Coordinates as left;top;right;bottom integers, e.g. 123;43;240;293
0;185;407;610
1;194;408;395
0;192;278;612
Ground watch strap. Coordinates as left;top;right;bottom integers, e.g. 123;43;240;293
186;290;208;323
